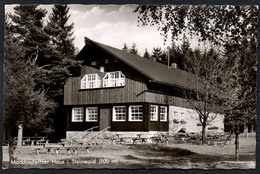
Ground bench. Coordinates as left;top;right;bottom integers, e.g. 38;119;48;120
150;136;169;145
113;136;148;145
64;144;90;154
35;144;90;155
14;137;31;146
114;137;129;144
34;146;45;155
34;140;49;146
132;137;147;144
207;137;231;146
45;144;64;155
14;136;48;146
111;137;136;144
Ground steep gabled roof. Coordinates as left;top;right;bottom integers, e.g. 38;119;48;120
78;38;201;91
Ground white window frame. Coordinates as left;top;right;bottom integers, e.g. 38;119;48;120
112;106;126;122
86;107;98;122
150;105;158;121
81;73;101;89
72;107;83;122
103;71;125;87
160;106;167;121
129;105;143;121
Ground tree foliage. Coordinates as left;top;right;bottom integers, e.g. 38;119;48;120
184;47;227;144
44;5;79;99
5;5;79;139
4;18;55;137
224;39;257;127
143;48;150;59
122;43;128;51
9;5;51;66
44;5;80;139
135;4;257;127
135;5;257;148
166;35;193;70
129;43;139;55
45;5;75;56
151;47;163;59
134;5;257;48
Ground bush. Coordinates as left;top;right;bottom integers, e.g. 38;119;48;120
181;119;187;124
173;118;180;124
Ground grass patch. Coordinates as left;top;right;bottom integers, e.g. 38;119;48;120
2;133;256;169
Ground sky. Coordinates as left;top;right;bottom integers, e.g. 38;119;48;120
5;4;175;55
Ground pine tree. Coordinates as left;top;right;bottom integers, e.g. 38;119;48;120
151;47;163;62
143;48;150;59
44;5;78;98
45;5;75;58
4;16;55;141
44;5;79;139
168;42;182;68
129;43;139;55
122;43;128;51
180;34;192;71
9;5;52;66
8;5;79;140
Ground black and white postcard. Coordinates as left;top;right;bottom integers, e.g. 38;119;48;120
2;4;257;169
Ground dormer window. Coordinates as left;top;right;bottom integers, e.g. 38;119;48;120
81;73;101;89
103;71;125;87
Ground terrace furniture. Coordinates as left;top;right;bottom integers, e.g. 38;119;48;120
207;133;232;147
207;138;231;146
34;146;45;155
33;137;49;146
34;143;90;155
14;136;49;146
115;134;122;138
63;144;90;154
136;134;142;138
132;137;147;144
150;136;169;146
111;135;149;145
117;137;131;144
45;144;64;155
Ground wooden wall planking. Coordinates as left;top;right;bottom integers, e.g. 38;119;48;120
64;65;147;105
111;122;145;131
145;91;194;109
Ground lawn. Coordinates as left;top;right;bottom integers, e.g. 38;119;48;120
2;133;256;169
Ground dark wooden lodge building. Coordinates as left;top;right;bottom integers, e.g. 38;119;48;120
64;38;224;137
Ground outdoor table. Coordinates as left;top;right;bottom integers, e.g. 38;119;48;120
30;137;48;146
151;137;162;144
137;134;142;138
45;144;64;155
132;137;147;144
115;134;122;138
110;137;123;144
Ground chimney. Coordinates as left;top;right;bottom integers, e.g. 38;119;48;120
171;63;177;68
